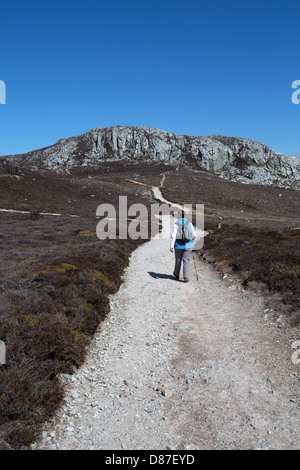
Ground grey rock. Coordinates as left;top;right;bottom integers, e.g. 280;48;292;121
4;126;300;190
181;392;192;401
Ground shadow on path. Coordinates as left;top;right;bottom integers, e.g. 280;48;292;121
148;271;181;281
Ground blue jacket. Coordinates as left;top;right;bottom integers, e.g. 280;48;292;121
171;218;196;250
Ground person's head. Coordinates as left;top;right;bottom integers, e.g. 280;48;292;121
174;208;188;221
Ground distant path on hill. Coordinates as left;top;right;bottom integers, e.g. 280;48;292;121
33;212;300;450
0;208;79;217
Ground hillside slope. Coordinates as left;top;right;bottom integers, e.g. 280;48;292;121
2;126;300;190
33;213;300;450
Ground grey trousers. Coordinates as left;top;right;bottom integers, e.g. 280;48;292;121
174;249;192;279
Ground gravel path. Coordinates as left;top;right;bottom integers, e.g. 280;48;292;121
33;217;300;450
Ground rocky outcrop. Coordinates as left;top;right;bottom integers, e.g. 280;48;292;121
3;126;300;189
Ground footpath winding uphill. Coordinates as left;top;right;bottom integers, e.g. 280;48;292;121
32;212;300;450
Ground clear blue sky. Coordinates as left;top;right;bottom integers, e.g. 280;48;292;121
1;0;300;157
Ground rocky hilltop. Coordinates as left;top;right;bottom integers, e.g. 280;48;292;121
3;126;300;189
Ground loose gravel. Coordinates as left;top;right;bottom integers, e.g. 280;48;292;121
32;217;300;450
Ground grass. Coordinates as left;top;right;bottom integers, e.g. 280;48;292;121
201;222;300;323
0;213;147;449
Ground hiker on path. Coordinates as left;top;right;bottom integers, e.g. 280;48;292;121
170;214;196;282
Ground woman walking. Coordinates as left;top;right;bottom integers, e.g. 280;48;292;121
170;214;196;282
